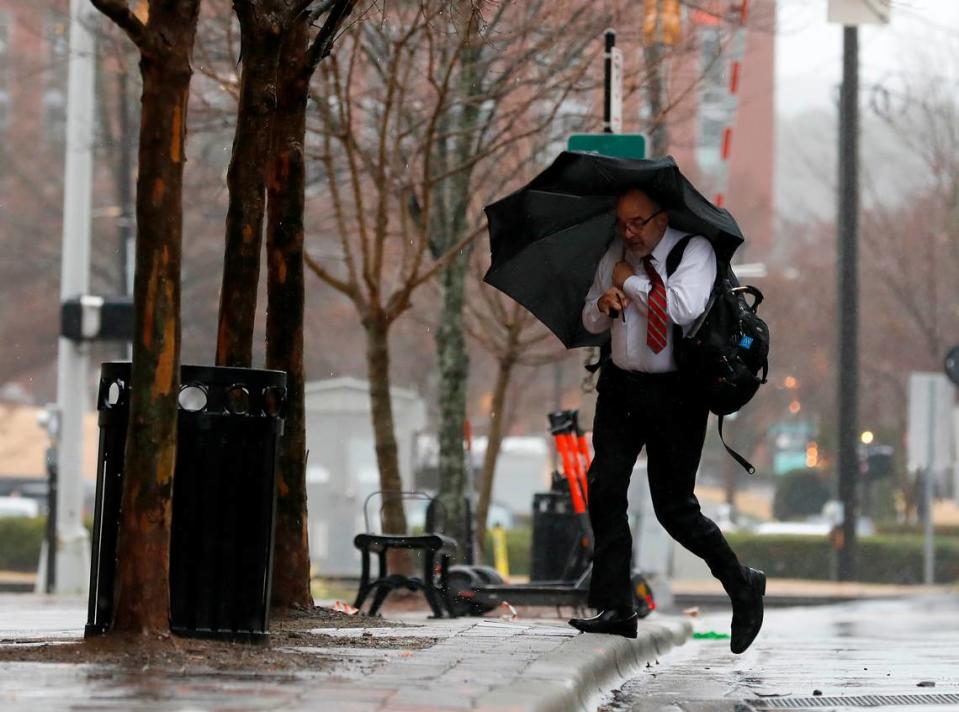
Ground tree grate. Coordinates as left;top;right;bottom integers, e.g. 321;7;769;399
748;693;959;709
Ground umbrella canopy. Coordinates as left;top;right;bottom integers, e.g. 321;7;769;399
483;151;747;349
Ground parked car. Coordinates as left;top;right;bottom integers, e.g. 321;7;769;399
0;496;40;518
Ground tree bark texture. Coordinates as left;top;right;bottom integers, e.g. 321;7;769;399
643;42;669;156
112;7;199;634
216;22;282;367
265;20;312;609
364;318;408;539
435;251;470;555
434;25;481;560
475;352;515;558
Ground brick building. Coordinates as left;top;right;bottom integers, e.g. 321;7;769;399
661;0;777;261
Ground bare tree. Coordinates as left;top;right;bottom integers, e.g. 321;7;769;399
213;0;337;368
464;254;563;553
187;0;357;606
265;0;359;608
303;0;605;545
89;0;201;634
428;0;606;556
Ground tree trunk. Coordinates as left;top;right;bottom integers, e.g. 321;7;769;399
435;251;470;557
475;353;515;558
643;41;669;156
112;28;198;635
265;21;313;610
365;317;408;538
434;22;481;560
216;32;281;367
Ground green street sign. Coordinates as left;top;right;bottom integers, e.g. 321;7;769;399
567;133;647;159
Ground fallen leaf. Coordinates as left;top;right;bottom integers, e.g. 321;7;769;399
333;600;360;616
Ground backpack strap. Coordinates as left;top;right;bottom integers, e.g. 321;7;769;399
665;235;696;348
665;234;695;277
718;415;757;474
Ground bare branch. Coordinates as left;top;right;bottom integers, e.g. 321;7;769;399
304;250;357;298
89;0;148;50
304;0;360;78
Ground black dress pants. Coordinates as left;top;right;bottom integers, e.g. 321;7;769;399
587;364;743;611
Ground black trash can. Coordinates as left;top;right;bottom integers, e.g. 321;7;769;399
530;489;580;581
85;361;286;643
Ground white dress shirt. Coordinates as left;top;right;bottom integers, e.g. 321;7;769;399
582;227;717;373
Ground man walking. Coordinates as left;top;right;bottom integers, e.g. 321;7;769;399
568;188;765;654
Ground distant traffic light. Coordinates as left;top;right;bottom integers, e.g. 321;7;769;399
643;0;683;46
60;295;134;341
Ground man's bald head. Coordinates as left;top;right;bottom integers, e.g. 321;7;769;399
616;188;659;216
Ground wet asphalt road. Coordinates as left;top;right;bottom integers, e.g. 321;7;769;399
599;594;959;712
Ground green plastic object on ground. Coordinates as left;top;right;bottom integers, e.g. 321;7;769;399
693;631;731;640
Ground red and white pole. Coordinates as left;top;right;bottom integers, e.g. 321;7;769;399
713;1;750;208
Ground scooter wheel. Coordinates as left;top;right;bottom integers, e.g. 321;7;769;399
468;565;505;586
447;566;491;617
632;572;655;619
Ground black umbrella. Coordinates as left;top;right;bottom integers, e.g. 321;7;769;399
483;151;747;349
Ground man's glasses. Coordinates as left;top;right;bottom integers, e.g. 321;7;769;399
615;209;664;236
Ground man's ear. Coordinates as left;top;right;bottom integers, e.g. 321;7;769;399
655;211;669;232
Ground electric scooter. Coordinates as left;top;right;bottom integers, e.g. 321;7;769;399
446;410;655;618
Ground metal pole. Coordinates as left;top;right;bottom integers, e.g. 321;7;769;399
603;29;615;134
924;379;936;584
118;70;135;299
836;26;859;582
54;0;97;594
118;70;135;360
45;446;58;593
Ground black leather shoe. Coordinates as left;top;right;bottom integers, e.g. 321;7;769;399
730;568;766;654
568;609;638;639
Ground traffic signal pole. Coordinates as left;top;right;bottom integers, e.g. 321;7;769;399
52;0;97;594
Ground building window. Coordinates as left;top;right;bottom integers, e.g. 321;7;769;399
696;25;727;177
43;88;67;143
45;13;68;62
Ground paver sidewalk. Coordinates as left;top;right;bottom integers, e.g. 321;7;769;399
0;595;691;711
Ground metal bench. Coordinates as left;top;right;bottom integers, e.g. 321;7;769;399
352;491;458;618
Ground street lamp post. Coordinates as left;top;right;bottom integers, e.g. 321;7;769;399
53;0;98;594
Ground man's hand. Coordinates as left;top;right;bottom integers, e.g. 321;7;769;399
612;260;635;289
597;287;629;316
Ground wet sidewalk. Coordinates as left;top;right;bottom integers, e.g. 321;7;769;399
671;578;956;608
0;595;691;711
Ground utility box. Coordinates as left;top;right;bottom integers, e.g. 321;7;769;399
304;377;426;576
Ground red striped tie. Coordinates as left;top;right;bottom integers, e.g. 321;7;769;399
643;257;668;354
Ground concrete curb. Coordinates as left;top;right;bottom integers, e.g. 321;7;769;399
475;616;693;712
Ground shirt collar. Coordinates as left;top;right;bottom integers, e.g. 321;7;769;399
649;226;683;266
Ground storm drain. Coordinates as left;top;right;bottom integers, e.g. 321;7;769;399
748;693;959;709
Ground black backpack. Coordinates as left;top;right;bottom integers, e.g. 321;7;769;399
665;234;769;473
